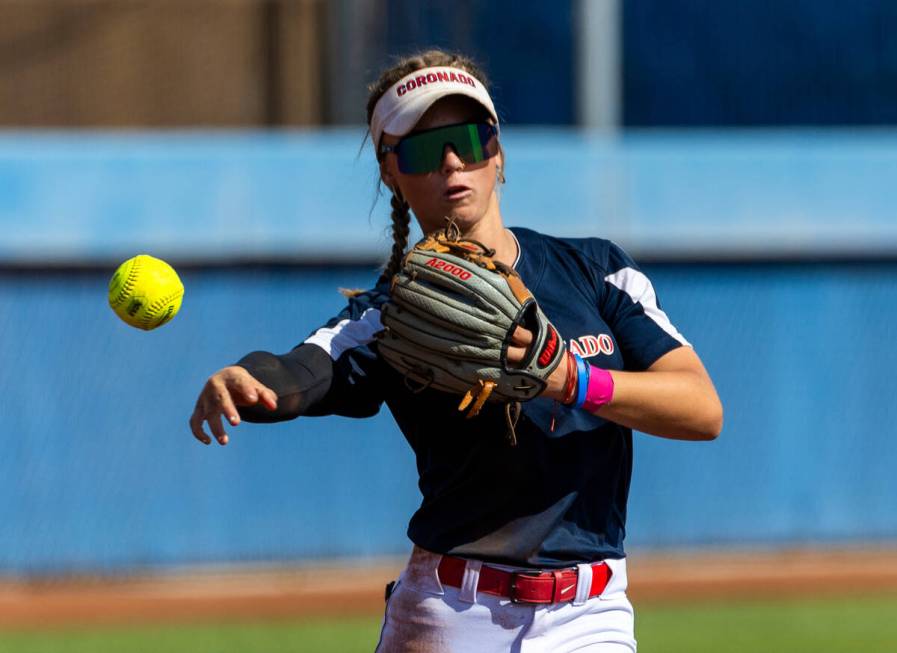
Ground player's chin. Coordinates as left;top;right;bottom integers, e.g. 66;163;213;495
418;202;485;234
439;203;486;228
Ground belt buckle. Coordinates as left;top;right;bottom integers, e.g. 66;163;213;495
508;571;528;604
508;571;552;605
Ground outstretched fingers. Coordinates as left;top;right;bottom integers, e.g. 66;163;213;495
188;369;280;448
259;385;278;411
189;402;212;446
188;378;237;447
189;392;229;446
217;382;243;428
207;409;230;446
233;377;278;413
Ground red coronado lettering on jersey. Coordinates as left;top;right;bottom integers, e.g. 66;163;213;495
425;257;472;281
396;71;476;97
568;334;615;358
538;325;559;367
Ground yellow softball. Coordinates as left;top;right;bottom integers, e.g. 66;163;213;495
108;254;184;331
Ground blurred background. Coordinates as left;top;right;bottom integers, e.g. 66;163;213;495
1;1;896;652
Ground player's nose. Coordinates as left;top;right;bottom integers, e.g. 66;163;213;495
440;144;465;173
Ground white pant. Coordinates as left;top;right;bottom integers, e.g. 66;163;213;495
375;547;637;653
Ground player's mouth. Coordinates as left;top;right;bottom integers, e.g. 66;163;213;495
444;185;472;201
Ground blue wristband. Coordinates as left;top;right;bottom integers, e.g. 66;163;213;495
574;354;590;408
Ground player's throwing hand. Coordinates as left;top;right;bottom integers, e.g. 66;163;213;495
189;367;278;446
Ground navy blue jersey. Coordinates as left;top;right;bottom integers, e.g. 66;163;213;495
301;227;688;568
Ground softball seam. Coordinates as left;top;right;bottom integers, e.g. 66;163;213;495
109;257;143;309
139;288;183;328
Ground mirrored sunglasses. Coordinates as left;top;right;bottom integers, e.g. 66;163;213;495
378;122;499;174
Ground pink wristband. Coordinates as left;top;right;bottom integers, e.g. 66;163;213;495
582;365;614;412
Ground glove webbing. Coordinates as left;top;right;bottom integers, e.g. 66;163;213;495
417;234;520;276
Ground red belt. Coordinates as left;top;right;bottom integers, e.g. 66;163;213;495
437;555;612;605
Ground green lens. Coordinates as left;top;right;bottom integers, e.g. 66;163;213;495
466;124;484;162
397;129;445;173
396;123;496;174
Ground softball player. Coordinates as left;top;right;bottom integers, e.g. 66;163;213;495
189;50;723;652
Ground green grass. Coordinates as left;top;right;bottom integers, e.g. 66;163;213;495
0;617;383;653
1;594;896;653
636;594;897;653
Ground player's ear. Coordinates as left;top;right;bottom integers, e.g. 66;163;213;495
379;165;395;190
378;133;401;188
495;142;505;184
379;161;400;197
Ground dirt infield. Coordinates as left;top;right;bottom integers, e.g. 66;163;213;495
2;548;896;629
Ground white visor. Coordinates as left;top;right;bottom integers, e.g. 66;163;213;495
370;66;499;151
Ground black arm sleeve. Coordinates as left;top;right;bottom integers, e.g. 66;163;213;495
234;344;333;423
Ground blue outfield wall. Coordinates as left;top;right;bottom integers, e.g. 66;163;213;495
1;130;896;574
1;262;896;574
2;129;897;264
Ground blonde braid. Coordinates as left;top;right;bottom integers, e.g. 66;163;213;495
379;192;411;284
